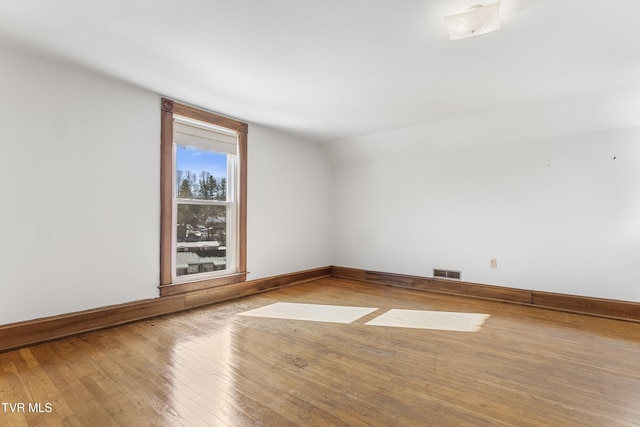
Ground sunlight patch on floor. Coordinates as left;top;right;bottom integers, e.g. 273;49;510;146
365;309;490;332
237;302;378;324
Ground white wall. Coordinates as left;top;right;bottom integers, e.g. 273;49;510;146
247;125;332;278
3;40;637;327
0;44;161;325
0;44;332;325
327;89;640;301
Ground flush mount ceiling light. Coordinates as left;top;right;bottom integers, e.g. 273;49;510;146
445;2;501;40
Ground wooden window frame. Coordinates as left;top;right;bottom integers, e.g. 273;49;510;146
160;98;247;296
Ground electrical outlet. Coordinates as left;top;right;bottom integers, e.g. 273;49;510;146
490;258;497;269
267;253;273;263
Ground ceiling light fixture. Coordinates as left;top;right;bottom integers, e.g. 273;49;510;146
444;2;501;40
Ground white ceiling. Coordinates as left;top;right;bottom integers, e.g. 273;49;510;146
1;0;639;142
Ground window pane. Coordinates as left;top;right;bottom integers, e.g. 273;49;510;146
176;203;228;277
175;145;228;201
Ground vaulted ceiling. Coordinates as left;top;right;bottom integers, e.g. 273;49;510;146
1;0;639;142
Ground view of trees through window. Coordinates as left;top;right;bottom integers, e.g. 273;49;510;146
175;146;231;277
176;170;227;200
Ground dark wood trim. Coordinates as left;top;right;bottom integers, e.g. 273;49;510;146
4;264;637;353
184;267;330;308
331;266;640;322
337;267;532;304
159;97;248;290
364;270;532;303
531;291;640;321
330;266;367;281
172;102;247;133
0;267;331;354
159;272;247;296
237;124;248;274
159;99;174;285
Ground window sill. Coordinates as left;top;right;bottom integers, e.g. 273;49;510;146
159;272;247;296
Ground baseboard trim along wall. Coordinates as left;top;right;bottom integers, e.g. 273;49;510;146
331;266;640;323
3;264;639;353
0;266;331;353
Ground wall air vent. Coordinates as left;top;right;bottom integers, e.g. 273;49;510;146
434;269;461;280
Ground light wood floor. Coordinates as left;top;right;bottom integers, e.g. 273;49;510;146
2;277;640;426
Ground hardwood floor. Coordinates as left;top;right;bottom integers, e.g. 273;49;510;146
1;277;640;426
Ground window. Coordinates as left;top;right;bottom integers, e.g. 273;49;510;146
160;98;247;295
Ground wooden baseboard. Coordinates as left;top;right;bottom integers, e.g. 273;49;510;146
331;266;640;323
530;291;640;321
0;266;331;353
4;264;636;353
